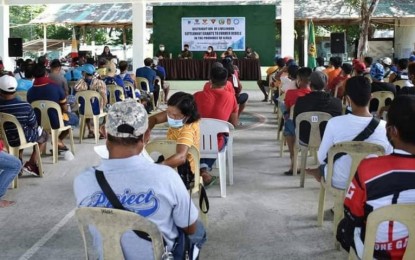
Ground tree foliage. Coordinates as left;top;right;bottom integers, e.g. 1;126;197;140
344;0;380;58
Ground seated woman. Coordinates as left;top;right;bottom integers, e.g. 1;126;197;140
222;58;249;121
220;47;238;60
203;46;217;60
148;92;215;185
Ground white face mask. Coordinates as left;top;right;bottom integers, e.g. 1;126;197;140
160;47;165;51
167;115;184;128
207;49;212;53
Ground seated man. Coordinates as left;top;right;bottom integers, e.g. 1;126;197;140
283;67;312;175
74;100;206;259
337;95;415;259
74;64;107;139
369;62;397;113
257;57;284;102
0;142;21;207
16;61;35;92
179;44;193;59
136;58;157;112
294;71;342;145
64;57;83;82
27;64;78;151
116;60;136;99
327;63;353;98
306;76;393;189
194;66;239;185
0;75;48;176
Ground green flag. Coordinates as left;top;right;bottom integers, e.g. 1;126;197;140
307;20;317;69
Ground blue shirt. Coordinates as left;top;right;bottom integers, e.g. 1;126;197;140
136;66;156;92
27;78;66;129
16;79;33;91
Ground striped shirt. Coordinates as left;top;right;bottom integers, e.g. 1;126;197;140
166;121;200;173
0;98;38;146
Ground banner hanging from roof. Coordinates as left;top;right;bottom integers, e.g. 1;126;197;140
181;17;245;51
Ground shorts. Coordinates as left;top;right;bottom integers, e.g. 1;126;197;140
283;119;295;136
237;93;249;104
37;129;49;144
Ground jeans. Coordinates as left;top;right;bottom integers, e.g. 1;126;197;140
64;112;79;127
173;220;207;260
0;152;22;198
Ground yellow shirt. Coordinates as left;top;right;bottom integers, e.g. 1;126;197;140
166;121;200;174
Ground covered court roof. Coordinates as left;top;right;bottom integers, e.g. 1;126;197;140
30;1;415;27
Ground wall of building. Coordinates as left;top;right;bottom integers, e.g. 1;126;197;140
394;18;415;58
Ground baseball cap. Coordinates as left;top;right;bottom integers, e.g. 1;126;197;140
0;75;17;92
409;55;415;62
80;64;95;75
370;63;385;81
353;60;366;73
382;57;392;66
105;99;148;138
309;71;327;90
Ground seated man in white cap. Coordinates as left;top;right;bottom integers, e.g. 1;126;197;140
0;75;49;176
74;99;206;259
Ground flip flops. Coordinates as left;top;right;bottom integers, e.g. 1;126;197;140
204;176;218;188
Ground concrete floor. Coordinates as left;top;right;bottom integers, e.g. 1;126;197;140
0;82;348;260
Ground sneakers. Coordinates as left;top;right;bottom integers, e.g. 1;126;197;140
23;162;40;176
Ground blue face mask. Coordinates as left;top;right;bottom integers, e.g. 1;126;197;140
167;115;184;128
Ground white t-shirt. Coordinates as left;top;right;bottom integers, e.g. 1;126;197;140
317;114;393;189
280;76;297;93
74;154;198;259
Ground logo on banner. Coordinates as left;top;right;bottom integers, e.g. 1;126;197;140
194;19;200;25
202;19;208;25
226;18;231;25
211;19;216;24
219;19;225;25
234;19;240;25
187;20;191;24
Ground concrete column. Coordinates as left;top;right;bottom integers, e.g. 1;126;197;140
132;1;146;71
43;24;47;54
0;3;12;70
281;0;295;58
303;20;308;67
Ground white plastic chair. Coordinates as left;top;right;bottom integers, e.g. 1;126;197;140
31;100;75;164
200;118;234;198
279;104;294;157
292;111;332;187
317;141;385;249
370;91;394;116
348;204;415;260
107;84;125;105
123;80;136;99
0;112;44;188
15;91;27;102
75;207;164;260
136;77;156;109
75;90;107;144
145;140;208;227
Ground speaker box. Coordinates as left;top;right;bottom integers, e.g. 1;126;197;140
330;32;346;54
8;38;23;57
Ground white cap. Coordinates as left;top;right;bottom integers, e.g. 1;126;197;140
0;75;18;92
382;57;392;66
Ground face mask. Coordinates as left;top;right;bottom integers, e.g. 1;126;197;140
207;49;212;53
167;115;184;128
153;60;158;66
160;47;165;51
184;47;189;51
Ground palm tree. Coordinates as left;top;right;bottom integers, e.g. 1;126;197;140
346;0;380;59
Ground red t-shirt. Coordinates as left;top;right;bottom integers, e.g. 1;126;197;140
194;85;238;149
203;81;235;95
284;87;311;110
